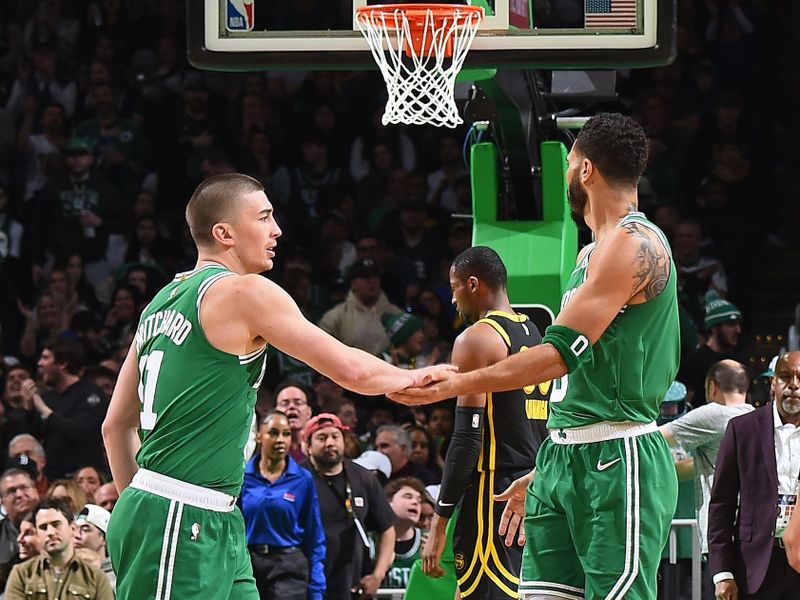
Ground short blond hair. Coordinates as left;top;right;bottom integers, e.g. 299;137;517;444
185;173;264;248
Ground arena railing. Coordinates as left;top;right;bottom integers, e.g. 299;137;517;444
668;518;701;600
376;518;701;600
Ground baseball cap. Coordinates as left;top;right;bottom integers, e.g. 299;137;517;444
302;413;350;441
6;454;39;481
348;258;380;282
74;504;111;534
664;380;687;402
2;355;21;369
65;137;94;155
658;380;687;425
353;450;392;480
760;354;779;378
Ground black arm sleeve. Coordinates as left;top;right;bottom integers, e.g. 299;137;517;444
435;406;484;518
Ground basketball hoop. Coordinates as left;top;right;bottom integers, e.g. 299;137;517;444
356;3;484;128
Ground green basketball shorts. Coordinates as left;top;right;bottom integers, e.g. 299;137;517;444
519;423;678;600
107;469;258;600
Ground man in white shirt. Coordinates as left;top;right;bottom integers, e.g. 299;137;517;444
660;360;754;555
660;360;754;598
708;351;800;600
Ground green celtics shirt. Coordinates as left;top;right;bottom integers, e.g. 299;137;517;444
548;212;680;429
134;264;266;495
383;528;423;589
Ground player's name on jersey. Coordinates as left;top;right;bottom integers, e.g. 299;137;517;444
135;309;193;352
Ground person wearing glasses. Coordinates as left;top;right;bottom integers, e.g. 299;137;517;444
274;380;315;464
0;468;41;590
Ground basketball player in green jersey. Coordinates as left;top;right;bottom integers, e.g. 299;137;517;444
392;113;680;600
422;246;549;600
102;173;453;600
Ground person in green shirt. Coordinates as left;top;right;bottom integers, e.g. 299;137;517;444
391;113;680;600
102;173;453;600
73;81;147;181
383;477;427;589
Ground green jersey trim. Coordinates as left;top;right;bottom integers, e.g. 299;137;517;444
186;267;269;367
396;529;422;560
172;263;228;282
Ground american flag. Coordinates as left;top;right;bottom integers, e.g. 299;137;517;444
585;0;637;28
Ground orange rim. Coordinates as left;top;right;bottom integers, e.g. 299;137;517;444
356;3;484;27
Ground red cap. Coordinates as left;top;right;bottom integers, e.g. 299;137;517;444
302;413;350;440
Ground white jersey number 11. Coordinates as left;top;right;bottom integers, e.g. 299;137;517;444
138;350;163;431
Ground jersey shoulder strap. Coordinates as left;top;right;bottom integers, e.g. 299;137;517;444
475;311;529;349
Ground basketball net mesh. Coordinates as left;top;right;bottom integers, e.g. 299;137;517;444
356;5;483;128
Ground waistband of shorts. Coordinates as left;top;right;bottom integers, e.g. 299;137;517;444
130;468;237;512
549;421;658;444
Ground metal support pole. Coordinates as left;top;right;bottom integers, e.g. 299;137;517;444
671;518;701;600
669;527;678;563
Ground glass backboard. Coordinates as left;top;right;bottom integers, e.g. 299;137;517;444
188;0;675;71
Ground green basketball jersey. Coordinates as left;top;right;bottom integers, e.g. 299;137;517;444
383;528;423;589
548;212;679;429
134;264;266;495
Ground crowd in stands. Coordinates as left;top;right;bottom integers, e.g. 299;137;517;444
0;0;791;598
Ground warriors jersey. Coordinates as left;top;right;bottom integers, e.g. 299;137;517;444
548;212;680;429
133;264;266;495
475;311;549;472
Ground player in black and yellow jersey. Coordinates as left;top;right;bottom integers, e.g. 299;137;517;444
422;246;549;599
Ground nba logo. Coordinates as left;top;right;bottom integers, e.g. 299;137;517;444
226;0;254;32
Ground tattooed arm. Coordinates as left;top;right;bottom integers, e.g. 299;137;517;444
620;221;671;303
552;223;672;344
387;215;674;404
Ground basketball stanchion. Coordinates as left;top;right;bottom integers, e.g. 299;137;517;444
356;3;484;128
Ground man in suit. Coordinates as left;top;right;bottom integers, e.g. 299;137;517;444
708;350;800;599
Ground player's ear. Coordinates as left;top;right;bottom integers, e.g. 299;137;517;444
211;222;234;247
468;276;479;292
581;157;593;183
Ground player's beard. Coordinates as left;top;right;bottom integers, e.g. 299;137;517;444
567;172;589;228
781;393;800;415
314;448;343;468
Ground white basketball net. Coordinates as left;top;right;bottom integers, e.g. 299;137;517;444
356;5;483;128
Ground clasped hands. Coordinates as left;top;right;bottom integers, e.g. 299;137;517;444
390;364;459;406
